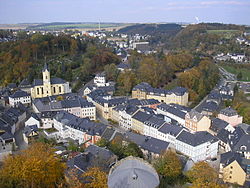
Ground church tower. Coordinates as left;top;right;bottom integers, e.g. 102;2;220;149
42;63;51;84
42;63;52;96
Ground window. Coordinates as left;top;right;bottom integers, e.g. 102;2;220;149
37;88;39;95
230;166;233;169
41;87;44;94
59;86;61;93
53;87;56;93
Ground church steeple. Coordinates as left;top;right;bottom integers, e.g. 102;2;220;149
42;62;50;72
42;62;50;84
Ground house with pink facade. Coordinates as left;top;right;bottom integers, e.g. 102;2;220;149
218;107;243;127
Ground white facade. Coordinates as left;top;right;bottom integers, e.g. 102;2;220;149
9;95;31;107
94;74;107;87
157;131;178;145
175;139;219;162
143;124;159;139
156;108;185;126
25;116;40;128
40;117;54;129
119;110;133;130
230;54;245;62
53;119;85;144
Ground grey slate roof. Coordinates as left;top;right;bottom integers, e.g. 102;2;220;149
233;134;250;152
67;145;116;173
108;156;159;188
18;79;31;88
132;111;152;123
0;131;14;141
32;77;66;86
10;90;30;98
132;82;188;96
210;118;229;133
220;107;238;117
157;103;187;119
144;116;166;129
216;129;230;143
94;97;127;107
124;132;170;154
158;123;183;137
54;111;107;136
228;127;245;149
33;96;94;112
23;125;38;137
186;110;204;121
132;82;152;92
201;101;219;112
176;130;218;147
117;63;131;70
220;151;250;173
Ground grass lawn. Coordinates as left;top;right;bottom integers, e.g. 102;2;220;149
221;64;250;81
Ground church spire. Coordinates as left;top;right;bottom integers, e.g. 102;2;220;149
42;62;49;72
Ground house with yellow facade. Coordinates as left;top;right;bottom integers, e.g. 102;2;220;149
185;110;211;132
219;151;250;186
132;82;188;106
131;111;152;134
31;63;71;98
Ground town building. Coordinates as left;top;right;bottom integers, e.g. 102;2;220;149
92;97;127;120
33;95;96;120
131;111;152;134
156;103;190;126
132;82;188;106
219;151;250;186
67;145;117;179
94;72;107;87
23;125;39;144
218;107;243;127
9;90;31;107
175;130;219;162
184;110;211;132
53;111;107;146
31;63;71;98
25;113;41;128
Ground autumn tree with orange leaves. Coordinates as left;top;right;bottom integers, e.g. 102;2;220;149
0;142;66;188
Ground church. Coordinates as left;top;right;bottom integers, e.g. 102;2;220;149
31;63;71;99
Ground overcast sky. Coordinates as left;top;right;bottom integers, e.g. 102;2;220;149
0;0;250;25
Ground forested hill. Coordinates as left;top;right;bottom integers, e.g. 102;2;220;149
118;23;182;35
0;32;120;89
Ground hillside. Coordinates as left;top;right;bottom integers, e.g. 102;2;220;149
118;23;182;35
26;22;127;31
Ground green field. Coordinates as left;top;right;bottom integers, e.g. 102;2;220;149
221;64;250;81
207;30;241;39
27;23;127;31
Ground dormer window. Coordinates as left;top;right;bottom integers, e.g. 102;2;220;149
240;145;247;151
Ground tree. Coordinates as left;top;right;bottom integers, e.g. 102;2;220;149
237;72;243;80
0;142;66;188
116;70;138;95
82;167;108;188
104;63;119;81
153;150;182;184
124;142;143;158
186;161;226;188
56;95;64;101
